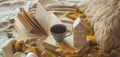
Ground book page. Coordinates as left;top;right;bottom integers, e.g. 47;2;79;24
35;3;50;35
20;8;44;34
35;3;62;35
17;12;37;33
48;13;63;27
14;18;42;42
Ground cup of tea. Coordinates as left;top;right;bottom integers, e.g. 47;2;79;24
50;24;71;42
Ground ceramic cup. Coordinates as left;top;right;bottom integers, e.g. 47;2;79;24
50;24;71;42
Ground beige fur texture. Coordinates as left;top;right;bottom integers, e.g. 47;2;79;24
78;0;120;52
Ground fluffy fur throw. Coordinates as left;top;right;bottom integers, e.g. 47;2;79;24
78;0;120;52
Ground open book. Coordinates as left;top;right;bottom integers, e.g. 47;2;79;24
17;3;62;37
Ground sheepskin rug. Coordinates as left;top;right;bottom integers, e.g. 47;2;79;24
78;0;120;52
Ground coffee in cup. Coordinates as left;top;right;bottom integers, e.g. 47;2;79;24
50;24;71;42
